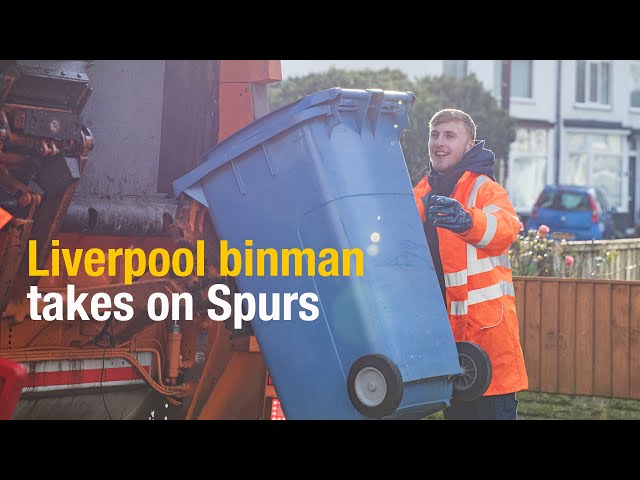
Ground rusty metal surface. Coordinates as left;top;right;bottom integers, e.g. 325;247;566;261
0;218;34;315
24;109;83;140
76;61;166;198
4;61;92;113
0;174;42;208
1;60;283;419
0;60;94;317
73;61;221;198
0;63;19;105
62;197;177;236
28;155;84;267
157;60;220;194
13;386;156;420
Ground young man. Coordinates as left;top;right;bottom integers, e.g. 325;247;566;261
413;109;528;420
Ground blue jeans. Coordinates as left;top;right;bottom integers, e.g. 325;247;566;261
443;392;519;420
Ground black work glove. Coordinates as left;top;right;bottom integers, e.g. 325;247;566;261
427;195;472;233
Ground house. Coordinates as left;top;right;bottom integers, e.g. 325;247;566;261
429;60;639;233
281;60;640;233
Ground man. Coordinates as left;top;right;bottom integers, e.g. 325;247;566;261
413;109;528;420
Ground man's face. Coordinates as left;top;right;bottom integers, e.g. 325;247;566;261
428;120;474;174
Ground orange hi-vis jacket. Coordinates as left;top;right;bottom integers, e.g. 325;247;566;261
414;171;528;396
0;206;12;230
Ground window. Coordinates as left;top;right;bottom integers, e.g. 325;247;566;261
575;60;610;105
508;127;548;212
630;62;640;108
539;191;591;211
512;60;533;98
493;60;532;98
566;132;625;210
443;60;467;79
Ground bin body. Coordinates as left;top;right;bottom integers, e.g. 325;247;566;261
175;88;462;419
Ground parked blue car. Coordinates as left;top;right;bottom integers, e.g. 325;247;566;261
526;185;616;240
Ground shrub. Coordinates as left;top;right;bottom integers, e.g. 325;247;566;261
508;225;619;279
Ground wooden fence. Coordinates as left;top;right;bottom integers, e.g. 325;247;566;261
513;276;640;400
565;238;640;281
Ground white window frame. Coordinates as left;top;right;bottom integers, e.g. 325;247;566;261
574;60;612;107
563;128;629;212
493;60;533;100
507;126;551;214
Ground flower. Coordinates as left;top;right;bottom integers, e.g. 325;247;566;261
519;221;525;232
509;228;616;279
538;224;550;238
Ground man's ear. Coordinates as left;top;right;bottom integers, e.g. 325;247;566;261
465;141;474;152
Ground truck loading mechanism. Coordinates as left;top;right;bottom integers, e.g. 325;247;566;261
0;60;283;420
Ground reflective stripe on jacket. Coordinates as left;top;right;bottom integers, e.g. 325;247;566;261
414;171;528;396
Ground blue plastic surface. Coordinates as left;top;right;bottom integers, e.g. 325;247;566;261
174;88;462;419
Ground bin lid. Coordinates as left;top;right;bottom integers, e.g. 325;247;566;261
173;87;415;202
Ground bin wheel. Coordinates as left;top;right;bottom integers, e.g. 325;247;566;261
347;354;403;419
452;342;492;402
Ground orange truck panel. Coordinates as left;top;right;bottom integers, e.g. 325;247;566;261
218;83;256;141
220;60;282;84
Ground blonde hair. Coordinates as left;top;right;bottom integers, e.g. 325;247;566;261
429;109;476;141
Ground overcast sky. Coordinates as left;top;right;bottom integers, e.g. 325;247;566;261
280;60;442;80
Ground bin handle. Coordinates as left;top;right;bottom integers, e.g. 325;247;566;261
344;89;414;136
367;90;385;135
173;104;336;197
289;87;342;115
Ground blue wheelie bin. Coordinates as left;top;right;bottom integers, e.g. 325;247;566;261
174;88;465;419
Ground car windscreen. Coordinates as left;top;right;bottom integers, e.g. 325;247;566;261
538;191;591;211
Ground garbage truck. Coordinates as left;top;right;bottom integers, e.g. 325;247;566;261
0;60;491;419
